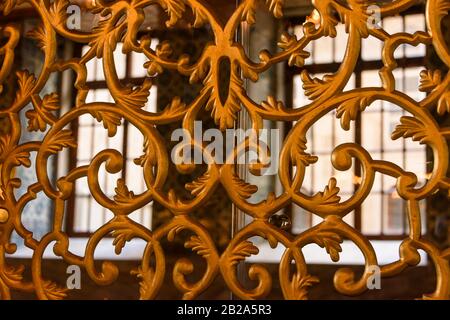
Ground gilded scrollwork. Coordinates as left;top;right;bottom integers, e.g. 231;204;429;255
0;0;449;300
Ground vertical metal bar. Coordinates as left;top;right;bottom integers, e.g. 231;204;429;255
231;0;250;299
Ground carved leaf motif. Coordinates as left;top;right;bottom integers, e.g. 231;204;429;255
156;41;173;58
242;0;257;25
277;32;296;50
206;94;241;131
437;92;450;116
290;273;319;300
278;33;310;67
0;185;5;201
114;179;135;204
311;178;341;206
338;5;370;38
168;225;185;242
241;64;259;82
437;0;450;17
2;265;24;286
1;0;20;15
162;0;186;27
88;12;125;58
42;93;60;112
204;73;242;131
145;60;163;76
229;240;259;266
419;70;441;92
191;6;208;28
300;71;333;100
111;228;135;255
115;79;152;110
261;96;285;112
185;172;210;196
90;110;122;137
42;280;68;300
231;174;258;199
255;230;279;248
131;266;154;299
317;12;338;37
26;93;60;132
27;24;47;51
14;70;36;104
160;96;186;117
336;96;370;131
290;136;318;167
25;109;47;132
0;133;11;156
134;137;156;167
443;248;450;260
266;0;284;18
189;58;209;84
49;0;68;27
46;130;77;153
11;151;31;168
313;231;343;262
391;116;429;144
185;235;211;258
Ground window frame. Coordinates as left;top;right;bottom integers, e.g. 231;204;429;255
283;6;430;240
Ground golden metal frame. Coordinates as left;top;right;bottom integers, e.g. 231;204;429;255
0;0;449;300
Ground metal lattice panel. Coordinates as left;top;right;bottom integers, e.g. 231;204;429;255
0;0;449;299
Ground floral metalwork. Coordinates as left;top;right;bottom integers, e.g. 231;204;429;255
0;0;449;300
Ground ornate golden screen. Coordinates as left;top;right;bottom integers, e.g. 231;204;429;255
0;0;449;300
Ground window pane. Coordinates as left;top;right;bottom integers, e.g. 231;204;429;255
405;14;426;57
334;24;348;62
114;43;127;79
361;111;382;151
312;113;333;153
361;193;382;235
343;210;354;227
293;74;308;107
383;151;403;168
312;154;332;191
125;161;145;193
73;196;89;232
127;124;145;159
405;150;427;186
383;112;403;151
292;204;311;233
362;36;382;61
82;45;97;82
95;89;114;103
144;86;158;113
93;125;108;154
142;205;153;230
75;177;89;196
313;36;333;64
94;57;104;81
383;16;404;59
89;200;105;231
383;188;404;235
405;67;426;101
77;125;93;161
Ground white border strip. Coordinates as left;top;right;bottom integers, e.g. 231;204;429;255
7;239;427;266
